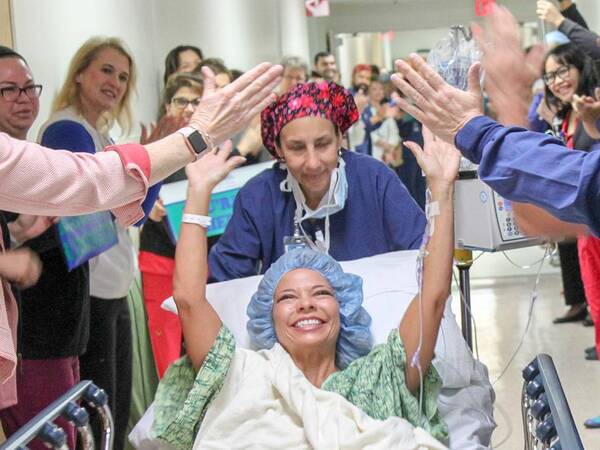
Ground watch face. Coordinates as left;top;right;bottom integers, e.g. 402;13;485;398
188;130;209;156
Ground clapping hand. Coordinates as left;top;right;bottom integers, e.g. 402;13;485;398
573;88;600;139
140;115;187;145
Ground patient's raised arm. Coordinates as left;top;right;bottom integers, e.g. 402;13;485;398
172;142;247;370
399;128;459;393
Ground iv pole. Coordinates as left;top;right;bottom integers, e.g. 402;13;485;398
454;249;474;350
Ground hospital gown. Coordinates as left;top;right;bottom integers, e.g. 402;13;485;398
151;326;448;449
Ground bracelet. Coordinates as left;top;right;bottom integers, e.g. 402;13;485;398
182;214;212;228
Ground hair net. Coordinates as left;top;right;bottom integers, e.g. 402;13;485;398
247;249;373;369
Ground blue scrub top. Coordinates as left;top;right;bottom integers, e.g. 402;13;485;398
208;151;426;282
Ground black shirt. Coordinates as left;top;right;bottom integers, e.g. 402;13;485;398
18;226;89;359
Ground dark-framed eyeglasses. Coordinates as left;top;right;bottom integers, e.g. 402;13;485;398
542;66;572;86
171;97;201;108
0;84;43;101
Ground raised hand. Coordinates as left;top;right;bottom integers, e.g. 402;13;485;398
404;127;460;193
536;0;565;27
391;54;483;143
185;140;246;191
472;5;545;126
189;63;283;148
573;88;600;139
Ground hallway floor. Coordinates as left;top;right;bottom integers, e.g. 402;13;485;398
455;274;599;449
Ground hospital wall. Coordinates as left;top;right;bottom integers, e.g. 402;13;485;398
11;0;310;140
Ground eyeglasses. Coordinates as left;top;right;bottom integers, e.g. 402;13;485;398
543;66;572;86
0;84;43;101
171;97;201;108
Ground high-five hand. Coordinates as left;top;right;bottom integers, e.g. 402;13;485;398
391;54;483;143
189;63;283;148
404;126;460;194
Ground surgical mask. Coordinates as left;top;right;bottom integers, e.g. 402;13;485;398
280;157;348;252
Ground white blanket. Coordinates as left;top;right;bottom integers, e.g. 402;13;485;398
189;343;446;450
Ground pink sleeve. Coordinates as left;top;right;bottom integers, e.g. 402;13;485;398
0;133;151;226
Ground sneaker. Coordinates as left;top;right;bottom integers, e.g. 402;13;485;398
584;416;600;429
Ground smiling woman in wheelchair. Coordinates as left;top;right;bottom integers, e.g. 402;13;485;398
147;90;460;449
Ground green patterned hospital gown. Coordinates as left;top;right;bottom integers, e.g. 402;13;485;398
151;326;448;449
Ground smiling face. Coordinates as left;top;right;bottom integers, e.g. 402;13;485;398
545;55;580;104
76;47;130;119
276;116;341;208
0;57;39;139
272;268;340;359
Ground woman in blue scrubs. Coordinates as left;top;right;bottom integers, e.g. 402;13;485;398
208;81;426;282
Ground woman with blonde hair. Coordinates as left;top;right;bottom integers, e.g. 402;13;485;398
36;36;159;450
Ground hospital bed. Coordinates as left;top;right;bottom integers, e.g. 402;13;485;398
134;250;496;449
0;381;113;450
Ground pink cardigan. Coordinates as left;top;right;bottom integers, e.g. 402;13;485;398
0;133;152;408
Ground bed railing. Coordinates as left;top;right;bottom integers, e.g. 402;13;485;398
0;380;113;450
521;354;584;450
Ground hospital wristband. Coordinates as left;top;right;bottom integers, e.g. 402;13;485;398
182;214;212;229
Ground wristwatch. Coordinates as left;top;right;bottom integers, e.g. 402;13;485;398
178;126;209;160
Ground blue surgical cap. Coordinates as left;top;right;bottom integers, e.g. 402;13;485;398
247;249;373;369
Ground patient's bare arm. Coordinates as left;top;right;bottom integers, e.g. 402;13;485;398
399;128;458;394
172;142;246;370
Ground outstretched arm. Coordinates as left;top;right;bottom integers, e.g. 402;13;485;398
172;142;246;370
399;128;458;394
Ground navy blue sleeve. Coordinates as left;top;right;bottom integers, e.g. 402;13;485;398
381;168;426;250
134;182;162;227
208;188;263;282
558;19;600;60
455;115;600;235
40;120;95;154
